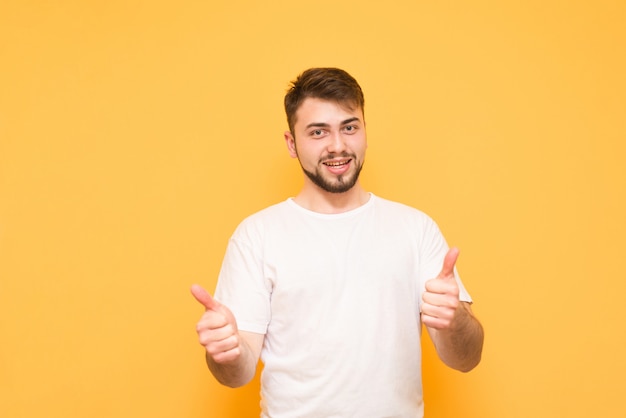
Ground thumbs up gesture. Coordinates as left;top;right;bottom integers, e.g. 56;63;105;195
191;284;242;364
421;248;461;330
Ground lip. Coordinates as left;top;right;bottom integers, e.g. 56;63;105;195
323;158;352;175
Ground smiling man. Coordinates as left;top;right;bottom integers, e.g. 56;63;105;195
192;68;484;417
285;96;368;209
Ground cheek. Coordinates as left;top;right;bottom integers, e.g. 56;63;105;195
353;137;368;154
298;142;323;158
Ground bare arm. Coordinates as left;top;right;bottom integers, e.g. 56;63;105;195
421;248;484;372
191;284;265;387
425;302;484;372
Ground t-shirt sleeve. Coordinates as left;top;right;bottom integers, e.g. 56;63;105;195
214;222;272;334
418;216;472;304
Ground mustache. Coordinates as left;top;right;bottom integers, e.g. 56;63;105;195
319;152;356;163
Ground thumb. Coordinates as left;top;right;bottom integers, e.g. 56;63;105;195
437;247;459;279
190;284;221;311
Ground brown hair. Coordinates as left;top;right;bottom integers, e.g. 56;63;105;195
284;67;365;133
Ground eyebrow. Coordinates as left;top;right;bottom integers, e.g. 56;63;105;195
305;117;361;130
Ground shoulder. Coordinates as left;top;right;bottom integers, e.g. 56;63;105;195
371;194;435;223
240;199;293;224
369;195;445;242
231;200;293;239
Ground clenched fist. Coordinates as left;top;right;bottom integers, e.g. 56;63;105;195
191;284;242;364
421;248;461;330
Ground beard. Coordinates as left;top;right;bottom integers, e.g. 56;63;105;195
300;154;364;194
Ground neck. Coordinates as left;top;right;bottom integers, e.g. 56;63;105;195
293;182;370;214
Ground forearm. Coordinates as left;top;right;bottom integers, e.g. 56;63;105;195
427;302;484;372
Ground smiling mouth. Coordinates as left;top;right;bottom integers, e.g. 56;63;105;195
323;159;351;167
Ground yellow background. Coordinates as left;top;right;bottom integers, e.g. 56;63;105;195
1;1;625;417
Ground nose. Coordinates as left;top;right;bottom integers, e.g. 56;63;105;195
327;131;347;154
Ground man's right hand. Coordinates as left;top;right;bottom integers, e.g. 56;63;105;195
191;284;242;364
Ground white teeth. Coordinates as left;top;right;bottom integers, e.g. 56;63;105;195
324;160;348;167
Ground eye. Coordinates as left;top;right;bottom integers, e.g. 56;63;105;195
310;129;326;138
343;125;358;134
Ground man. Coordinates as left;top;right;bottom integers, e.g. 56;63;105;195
191;67;484;417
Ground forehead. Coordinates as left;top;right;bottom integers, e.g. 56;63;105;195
294;97;363;129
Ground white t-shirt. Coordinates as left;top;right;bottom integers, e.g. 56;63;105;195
215;194;472;418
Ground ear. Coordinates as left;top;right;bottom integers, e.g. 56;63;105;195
284;131;298;158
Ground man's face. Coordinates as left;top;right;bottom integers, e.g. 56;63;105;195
285;98;367;194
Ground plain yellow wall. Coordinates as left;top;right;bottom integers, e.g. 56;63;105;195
1;1;625;417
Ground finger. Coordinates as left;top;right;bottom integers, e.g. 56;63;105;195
196;310;229;331
438;247;460;279
190;284;221;311
421;311;454;330
212;346;242;364
422;286;460;306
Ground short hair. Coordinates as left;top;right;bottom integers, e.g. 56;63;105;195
284;67;365;133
